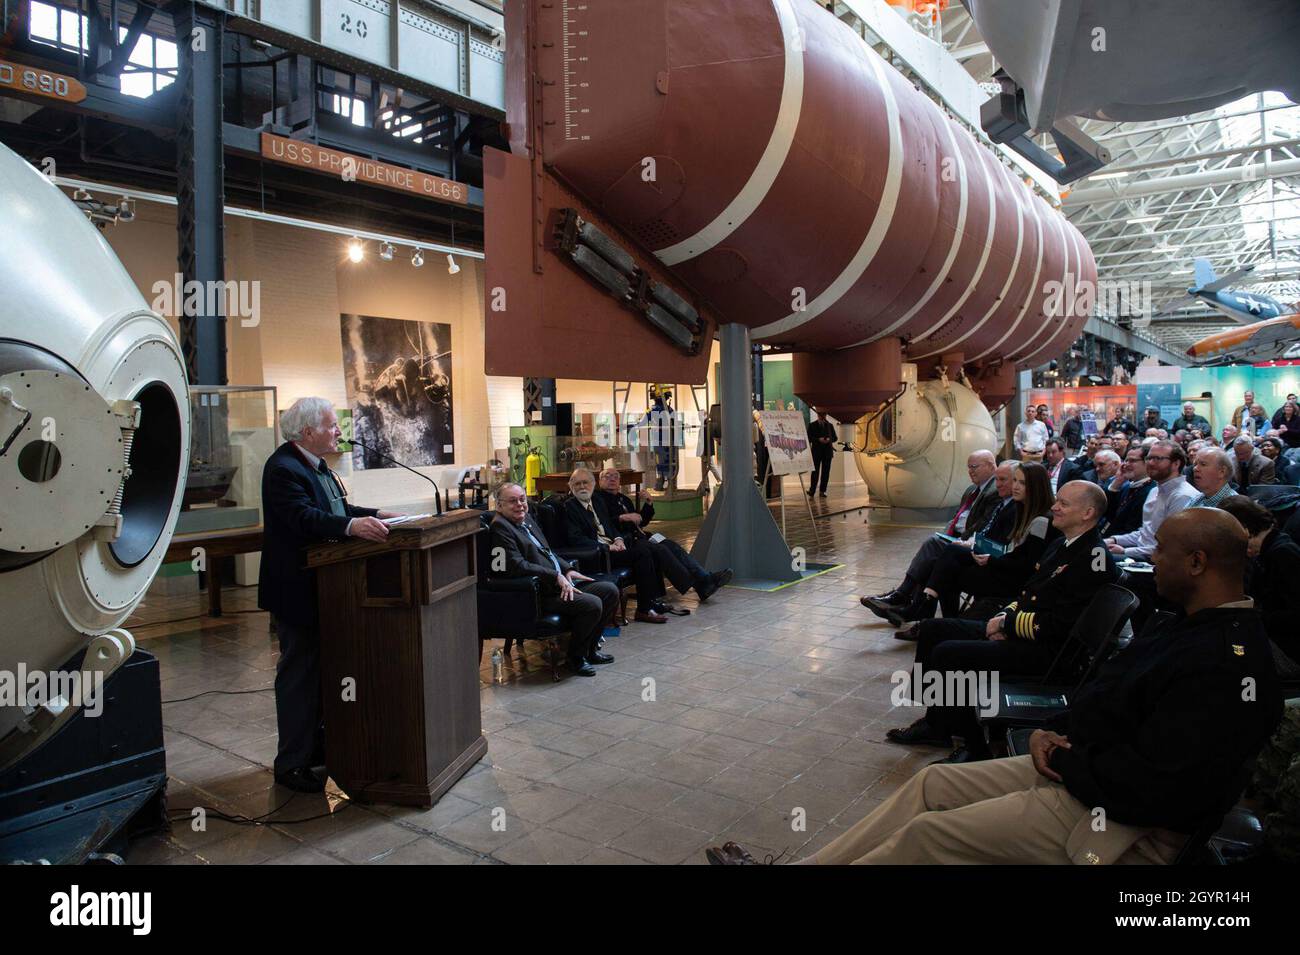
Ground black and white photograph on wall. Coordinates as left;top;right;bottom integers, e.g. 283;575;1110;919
340;313;454;469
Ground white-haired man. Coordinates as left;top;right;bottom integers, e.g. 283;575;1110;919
1190;446;1239;508
258;397;400;792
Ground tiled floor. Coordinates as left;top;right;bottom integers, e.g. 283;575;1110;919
124;494;943;865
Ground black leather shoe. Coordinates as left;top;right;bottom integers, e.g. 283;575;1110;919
274;767;325;793
861;596;900;620
695;568;734;602
705;842;772;865
568;659;598;676
933;747;990;765
587;651;615;665
893;620;921;641
884;595;936;629
885;719;953;748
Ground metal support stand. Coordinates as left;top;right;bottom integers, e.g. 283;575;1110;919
690;324;798;582
174;0;227;386
795;470;824;550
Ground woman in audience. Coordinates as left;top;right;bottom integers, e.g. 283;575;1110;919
1242;403;1269;437
1219;496;1300;678
893;463;1057;624
1272;401;1300;449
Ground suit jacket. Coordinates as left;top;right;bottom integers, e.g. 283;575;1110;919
808;419;837;456
1055;456;1095;488
562;494;621;546
595;489;654;540
489;513;576;593
999;526;1119;651
1106;479;1156;536
1171;413;1210;435
257;442;378;628
946;479;998;539
1236;450;1276;489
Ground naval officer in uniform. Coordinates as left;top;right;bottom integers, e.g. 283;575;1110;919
708;509;1283;864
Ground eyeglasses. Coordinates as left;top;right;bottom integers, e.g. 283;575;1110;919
1146;454;1172;461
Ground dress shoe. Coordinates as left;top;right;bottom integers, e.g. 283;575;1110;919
696;568;734;602
933;747;990;765
634;609;668;624
860;596;901;621
861;589;901;608
274;767;325;793
568;658;598;676
885;718;953;748
705;842;769;865
883;594;936;629
653;599;691;616
806;488;816;497
587;651;615;665
893;620;921;641
819;492;828;498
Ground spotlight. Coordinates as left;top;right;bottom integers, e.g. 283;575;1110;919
347;238;364;263
379;241;395;261
411;249;424;268
447;253;460;275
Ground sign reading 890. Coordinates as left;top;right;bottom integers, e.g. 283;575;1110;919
0;61;84;102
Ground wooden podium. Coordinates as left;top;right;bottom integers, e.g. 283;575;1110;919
305;510;487;807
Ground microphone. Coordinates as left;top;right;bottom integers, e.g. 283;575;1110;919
345;438;443;516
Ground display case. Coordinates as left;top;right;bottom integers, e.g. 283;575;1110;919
178;385;279;534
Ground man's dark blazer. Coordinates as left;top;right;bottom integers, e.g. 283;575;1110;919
562;493;622;547
947;479;998;539
1056;455;1095;487
1105;478;1155;536
257;442;378;629
1236;450;1276;488
1249;529;1300;666
489;512;575;593
594;489;653;541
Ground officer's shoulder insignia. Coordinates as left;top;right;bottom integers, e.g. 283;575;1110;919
1232;644;1245;657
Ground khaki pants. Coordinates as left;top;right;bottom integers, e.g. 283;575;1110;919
807;756;1184;865
1019;449;1044;463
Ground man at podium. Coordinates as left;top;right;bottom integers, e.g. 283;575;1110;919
259;397;401;792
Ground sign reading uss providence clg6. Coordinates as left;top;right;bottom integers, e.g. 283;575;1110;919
260;133;469;206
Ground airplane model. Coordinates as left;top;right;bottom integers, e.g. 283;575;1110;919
1185;258;1300;364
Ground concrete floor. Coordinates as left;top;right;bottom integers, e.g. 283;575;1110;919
124;490;943;865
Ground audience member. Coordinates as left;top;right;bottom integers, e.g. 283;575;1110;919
564;468;669;623
1043;438;1091;492
1260;437;1284;463
1104;440;1198;560
1271;394;1299;428
491;483;619;676
1220;424;1240;448
861;453;1008;616
1059;406;1083;452
879;462;1055;628
1092;449;1122;486
1232;434;1276;489
1036;404;1055;438
1141;406;1168;432
1219;496;1300;678
1172;401;1210;434
1106;445;1156;536
1242;403;1269;437
1272;401;1300;449
706;510;1282;865
1104;408;1137;437
594;466;732;603
1190;446;1238;507
883;480;1116;762
1231;390;1257;429
1110;433;1130;459
1014;406;1048;461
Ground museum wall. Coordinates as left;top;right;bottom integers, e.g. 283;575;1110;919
94;199;489;512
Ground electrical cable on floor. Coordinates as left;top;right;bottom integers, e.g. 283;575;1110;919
161;687;274;705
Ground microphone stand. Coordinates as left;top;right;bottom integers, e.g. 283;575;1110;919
345;438;444;516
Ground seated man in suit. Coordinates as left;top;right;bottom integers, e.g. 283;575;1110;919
258;397;401;792
1044;438;1092;492
594;467;732;604
861;452;1006;614
490;483;619;676
564;468;669;623
1232;434;1276;489
708;509;1283;864
1104;445;1156;536
885;480;1118;763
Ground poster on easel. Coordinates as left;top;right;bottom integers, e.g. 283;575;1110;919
758;410;813;476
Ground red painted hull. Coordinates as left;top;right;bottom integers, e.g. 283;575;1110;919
486;0;1094;411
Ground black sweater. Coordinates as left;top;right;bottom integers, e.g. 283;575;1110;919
1049;607;1283;832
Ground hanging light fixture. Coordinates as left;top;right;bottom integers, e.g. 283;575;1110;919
411;249;424;268
347;237;364;263
447;253;460;275
379;241;395;261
